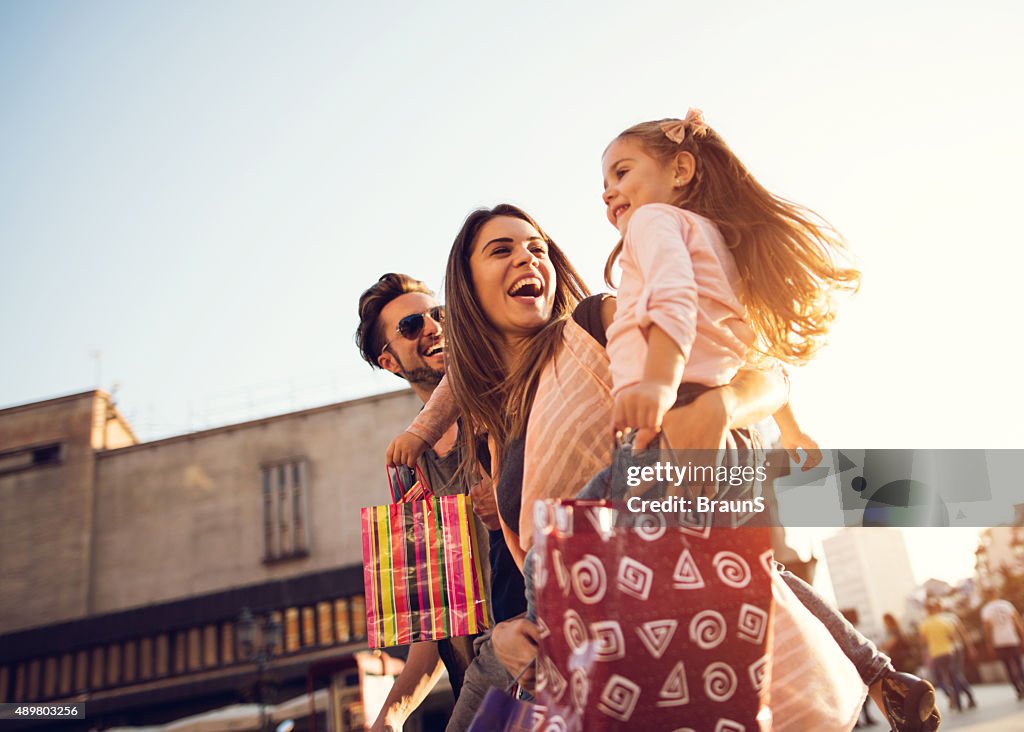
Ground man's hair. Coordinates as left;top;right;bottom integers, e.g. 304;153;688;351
356;273;434;368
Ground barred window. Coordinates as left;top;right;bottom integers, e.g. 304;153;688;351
261;459;311;562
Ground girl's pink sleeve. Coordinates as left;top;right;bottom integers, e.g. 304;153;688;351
406;375;459;446
626;205;699;361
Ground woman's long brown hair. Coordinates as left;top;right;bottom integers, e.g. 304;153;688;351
605;118;861;364
443;204;589;481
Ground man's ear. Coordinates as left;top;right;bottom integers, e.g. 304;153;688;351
377;350;402;376
673;151;696;187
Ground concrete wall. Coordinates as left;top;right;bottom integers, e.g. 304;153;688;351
89;390;420;615
0;393;100;633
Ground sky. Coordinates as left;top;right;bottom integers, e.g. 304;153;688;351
1;1;1021;587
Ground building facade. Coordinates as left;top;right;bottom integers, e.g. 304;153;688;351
0;389;440;730
823;528;918;642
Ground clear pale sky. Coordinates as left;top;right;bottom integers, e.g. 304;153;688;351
2;1;1020;585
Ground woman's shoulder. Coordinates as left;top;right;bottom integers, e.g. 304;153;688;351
572;294;614;347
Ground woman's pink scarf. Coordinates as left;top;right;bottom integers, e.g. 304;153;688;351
519;317;615;551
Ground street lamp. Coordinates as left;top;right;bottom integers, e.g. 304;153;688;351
238;607;283;732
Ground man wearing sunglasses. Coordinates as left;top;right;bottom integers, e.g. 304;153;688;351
357;273;511;732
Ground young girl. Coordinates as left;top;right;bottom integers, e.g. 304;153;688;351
596;107;856;464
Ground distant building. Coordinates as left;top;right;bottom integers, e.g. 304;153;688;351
822;528;917;642
0;388;449;731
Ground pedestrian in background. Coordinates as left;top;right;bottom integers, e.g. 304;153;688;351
921;598;978;712
981;586;1024;700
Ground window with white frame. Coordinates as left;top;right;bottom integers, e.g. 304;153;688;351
261;458;311;561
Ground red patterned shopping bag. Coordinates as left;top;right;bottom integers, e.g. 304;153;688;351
361;493;492;648
533;500;774;731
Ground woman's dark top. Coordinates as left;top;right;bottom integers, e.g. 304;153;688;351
489;530;527;622
470;431;526;623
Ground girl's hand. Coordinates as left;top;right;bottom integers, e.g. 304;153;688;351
780;430;822;471
491;617;539;691
386;430;430;468
613;381;676;450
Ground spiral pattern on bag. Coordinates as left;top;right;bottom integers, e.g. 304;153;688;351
571;668;590;712
737;603;768;645
597;674;641;722
617;557;654;601
703;662;738;702
544;716;568;732
570;554;607;605
712;551;752;589
633;512;666;541
689;610;727;650
748;655;769;692
563;609;588;654
590;620;625;661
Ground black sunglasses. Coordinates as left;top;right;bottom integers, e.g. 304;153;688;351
383;306;444;351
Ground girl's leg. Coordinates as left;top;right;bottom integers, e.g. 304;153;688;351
779;568;890;685
780;569;939;731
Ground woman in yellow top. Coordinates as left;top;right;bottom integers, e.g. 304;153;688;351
920;599;977;711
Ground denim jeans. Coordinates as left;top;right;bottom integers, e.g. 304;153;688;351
931;653;975;710
445;631;514;732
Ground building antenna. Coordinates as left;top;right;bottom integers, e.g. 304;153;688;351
91;350;103;389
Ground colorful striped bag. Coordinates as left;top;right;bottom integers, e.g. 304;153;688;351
361;493;492;648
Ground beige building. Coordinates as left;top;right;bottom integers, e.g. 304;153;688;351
0;388;448;730
822;527;918;642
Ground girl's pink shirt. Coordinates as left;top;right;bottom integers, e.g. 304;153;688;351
607;203;753;394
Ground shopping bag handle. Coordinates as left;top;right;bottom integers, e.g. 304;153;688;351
386;463;431;503
505;659;535;696
610;428;676;501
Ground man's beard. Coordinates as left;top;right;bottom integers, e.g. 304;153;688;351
403;366;444;386
399;361;444;387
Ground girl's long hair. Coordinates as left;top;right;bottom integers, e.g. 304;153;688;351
444;204;588;479
604;117;861;363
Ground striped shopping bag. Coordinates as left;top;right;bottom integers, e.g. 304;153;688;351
361;494;492;648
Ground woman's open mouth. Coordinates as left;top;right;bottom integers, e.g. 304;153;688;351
612;204;630;223
508;276;544;299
